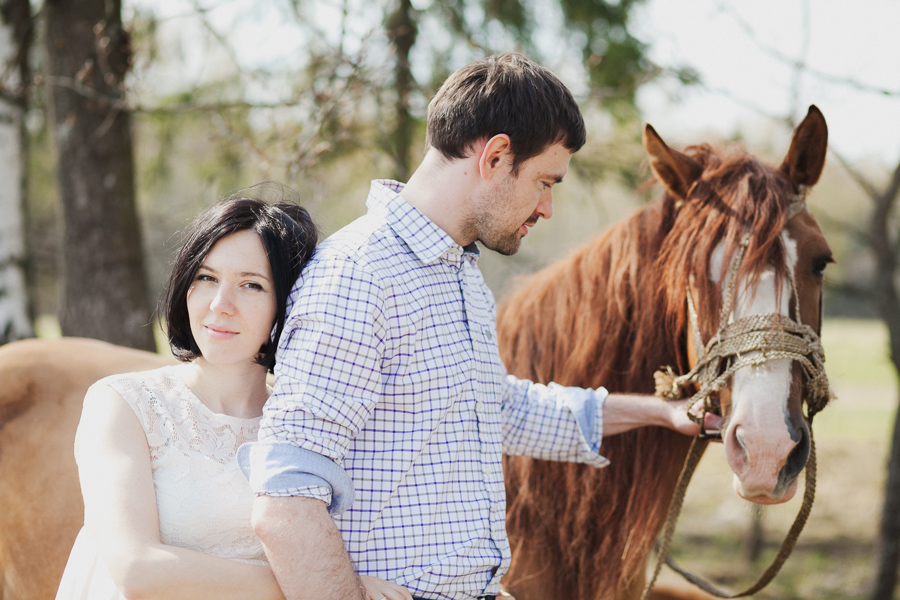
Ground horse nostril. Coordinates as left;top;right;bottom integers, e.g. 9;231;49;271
782;426;810;483
735;430;747;452
725;425;750;474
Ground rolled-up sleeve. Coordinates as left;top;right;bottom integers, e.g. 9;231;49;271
238;255;386;513
501;375;610;467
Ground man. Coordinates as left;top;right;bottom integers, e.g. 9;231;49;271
239;53;713;600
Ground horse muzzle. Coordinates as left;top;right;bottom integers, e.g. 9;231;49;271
724;414;810;504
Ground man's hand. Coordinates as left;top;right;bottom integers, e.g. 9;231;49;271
664;397;724;438
602;393;723;438
360;576;413;600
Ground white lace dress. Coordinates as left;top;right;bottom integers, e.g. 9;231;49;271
55;364;266;600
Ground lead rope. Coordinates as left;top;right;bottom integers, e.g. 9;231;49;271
640;435;817;600
642;197;832;599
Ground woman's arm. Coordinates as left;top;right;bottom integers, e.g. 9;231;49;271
76;384;285;600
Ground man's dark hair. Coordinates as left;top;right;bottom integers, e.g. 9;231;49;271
162;186;318;372
425;52;586;172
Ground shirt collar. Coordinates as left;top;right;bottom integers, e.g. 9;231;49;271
366;179;479;268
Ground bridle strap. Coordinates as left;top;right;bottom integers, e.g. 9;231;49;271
655;210;833;423
640;434;817;599
644;191;830;599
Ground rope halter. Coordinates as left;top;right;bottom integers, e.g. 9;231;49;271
654;194;834;429
642;191;835;600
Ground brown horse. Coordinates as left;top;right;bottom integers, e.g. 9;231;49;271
0;338;167;600
498;106;831;600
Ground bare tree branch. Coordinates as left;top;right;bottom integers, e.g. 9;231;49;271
812;205;868;243
829;146;882;200
827;279;873;299
787;0;811;120
714;0;900;97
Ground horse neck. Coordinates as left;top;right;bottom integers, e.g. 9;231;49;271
498;202;685;391
498;202;696;600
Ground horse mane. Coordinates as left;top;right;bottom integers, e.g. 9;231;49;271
657;144;798;340
498;142;799;599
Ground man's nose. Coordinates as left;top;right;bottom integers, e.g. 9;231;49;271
536;191;553;219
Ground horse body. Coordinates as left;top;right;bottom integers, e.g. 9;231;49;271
0;338;167;600
499;107;831;600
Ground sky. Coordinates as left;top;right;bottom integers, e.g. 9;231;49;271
134;0;900;167
634;0;900;166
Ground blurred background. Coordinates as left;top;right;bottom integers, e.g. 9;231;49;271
0;0;897;597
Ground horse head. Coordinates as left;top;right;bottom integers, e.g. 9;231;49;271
645;106;833;504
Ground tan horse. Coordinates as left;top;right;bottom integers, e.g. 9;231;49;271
498;107;831;600
0;338;168;600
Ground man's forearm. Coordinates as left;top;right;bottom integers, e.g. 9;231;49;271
251;495;364;600
602;393;714;437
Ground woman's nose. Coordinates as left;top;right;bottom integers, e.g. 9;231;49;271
209;288;235;315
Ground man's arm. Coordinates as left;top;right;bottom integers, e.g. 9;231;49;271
251;495;365;600
601;393;722;437
241;257;387;598
502;379;723;463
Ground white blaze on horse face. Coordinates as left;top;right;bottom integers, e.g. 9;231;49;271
720;231;802;503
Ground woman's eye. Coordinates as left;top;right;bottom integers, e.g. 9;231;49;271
244;282;264;291
196;274;216;282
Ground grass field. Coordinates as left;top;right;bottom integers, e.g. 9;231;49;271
661;318;898;599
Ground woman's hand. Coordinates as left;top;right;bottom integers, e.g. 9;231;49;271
360;575;413;600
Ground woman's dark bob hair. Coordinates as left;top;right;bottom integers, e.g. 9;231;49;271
162;185;318;372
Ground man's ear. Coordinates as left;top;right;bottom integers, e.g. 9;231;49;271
478;134;512;180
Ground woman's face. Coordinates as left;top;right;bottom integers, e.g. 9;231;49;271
186;229;277;370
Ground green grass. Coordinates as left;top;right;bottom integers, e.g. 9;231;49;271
821;318;897;389
816;318;897;441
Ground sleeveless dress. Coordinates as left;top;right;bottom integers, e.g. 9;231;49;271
55;364;267;600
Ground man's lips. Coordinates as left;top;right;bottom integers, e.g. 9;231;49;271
520;217;539;235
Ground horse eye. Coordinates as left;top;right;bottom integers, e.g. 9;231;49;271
812;256;833;278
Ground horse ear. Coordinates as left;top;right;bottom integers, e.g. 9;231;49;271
643;124;703;200
780;105;828;187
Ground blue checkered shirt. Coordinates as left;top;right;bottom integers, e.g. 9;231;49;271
239;180;609;600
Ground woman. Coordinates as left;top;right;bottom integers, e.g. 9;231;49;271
56;190;411;600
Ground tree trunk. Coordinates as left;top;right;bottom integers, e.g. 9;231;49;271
743;505;765;563
874;390;900;600
387;0;417;181
0;0;34;343
43;0;155;350
869;158;900;600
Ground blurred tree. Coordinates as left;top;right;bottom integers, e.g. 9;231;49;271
834;153;900;600
377;0;660;179
43;0;154;350
0;0;33;343
13;0;677;344
709;3;900;595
